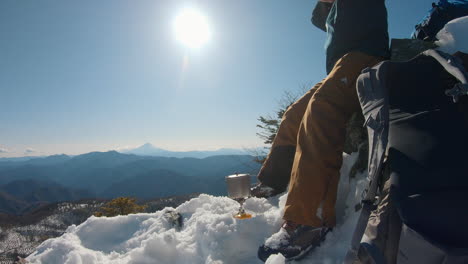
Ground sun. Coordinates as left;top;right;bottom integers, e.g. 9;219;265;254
174;8;211;49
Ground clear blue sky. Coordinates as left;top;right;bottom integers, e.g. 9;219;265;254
0;0;433;157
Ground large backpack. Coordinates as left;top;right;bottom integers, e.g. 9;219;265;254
411;0;468;40
345;50;468;264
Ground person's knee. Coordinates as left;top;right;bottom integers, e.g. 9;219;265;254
281;105;297;122
310;81;359;116
309;92;344;116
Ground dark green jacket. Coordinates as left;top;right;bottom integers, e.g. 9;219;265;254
312;0;390;73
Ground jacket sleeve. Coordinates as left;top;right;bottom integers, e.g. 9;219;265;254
311;2;333;32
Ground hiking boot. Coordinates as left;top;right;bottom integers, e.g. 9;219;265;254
257;220;331;262
250;182;283;198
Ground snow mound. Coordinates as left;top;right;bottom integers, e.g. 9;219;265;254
436;15;468;54
27;153;368;264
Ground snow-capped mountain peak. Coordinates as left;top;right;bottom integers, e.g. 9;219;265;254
121;143;248;159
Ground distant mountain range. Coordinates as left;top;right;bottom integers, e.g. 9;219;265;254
121;143;249;158
0;179;92;214
0;150;260;214
0;144;250;162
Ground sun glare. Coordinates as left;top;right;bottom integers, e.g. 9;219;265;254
174;8;211;49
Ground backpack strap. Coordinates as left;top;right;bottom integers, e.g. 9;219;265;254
345;64;390;263
423;49;468;102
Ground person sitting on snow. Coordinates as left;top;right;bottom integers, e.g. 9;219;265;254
253;0;390;261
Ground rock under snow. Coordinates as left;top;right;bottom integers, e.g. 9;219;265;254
26;153;367;264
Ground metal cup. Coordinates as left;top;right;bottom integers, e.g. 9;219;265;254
226;173;253;219
225;173;251;199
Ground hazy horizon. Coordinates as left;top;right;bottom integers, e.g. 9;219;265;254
0;142;256;158
1;0;433;158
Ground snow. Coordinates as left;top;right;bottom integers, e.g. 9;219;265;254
264;228;289;250
436;16;468;54
265;254;286;264
27;153;368;264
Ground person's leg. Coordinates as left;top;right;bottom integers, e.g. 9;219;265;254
284;52;384;227
258;52;385;262
256;80;324;192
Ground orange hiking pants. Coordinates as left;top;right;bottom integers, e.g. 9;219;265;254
257;81;323;192
259;51;384;227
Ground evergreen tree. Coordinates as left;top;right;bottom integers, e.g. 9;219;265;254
255;86;309;164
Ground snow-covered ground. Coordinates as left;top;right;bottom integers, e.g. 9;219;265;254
0;202;104;264
26;153;368;264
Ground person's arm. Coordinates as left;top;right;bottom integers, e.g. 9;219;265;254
311;1;334;32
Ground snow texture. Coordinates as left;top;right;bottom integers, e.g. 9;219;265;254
265;254;286;264
27;153;368;264
264;227;289;249
0;202;104;263
436;15;468;54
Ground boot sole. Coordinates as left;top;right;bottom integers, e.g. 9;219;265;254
285;228;332;262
